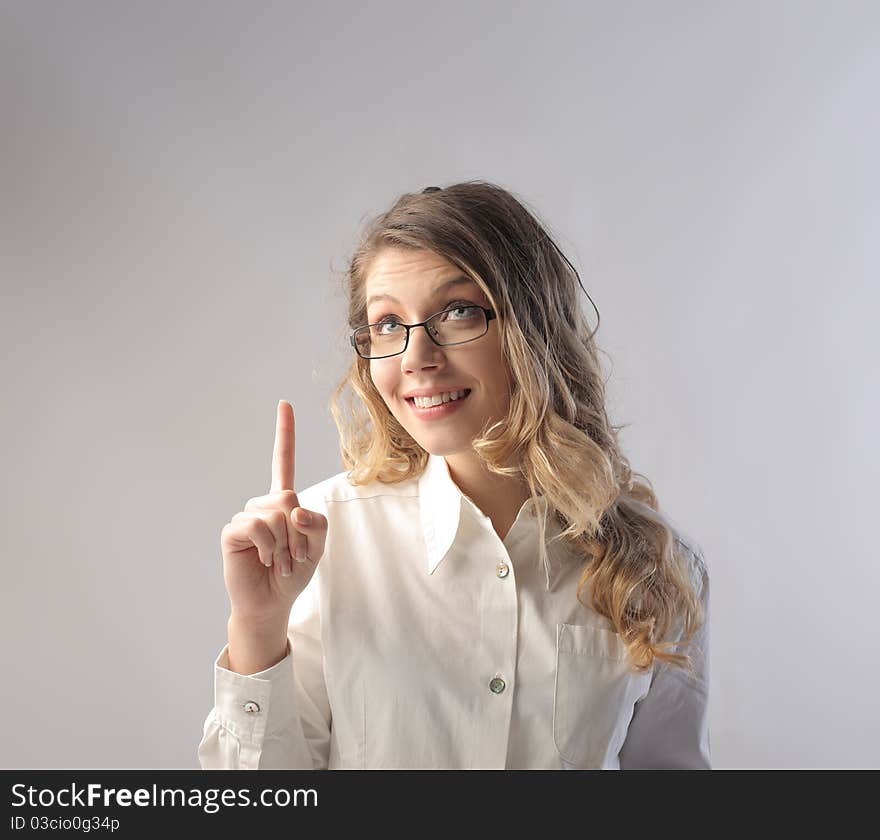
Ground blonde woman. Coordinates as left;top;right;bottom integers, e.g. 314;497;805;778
198;181;710;770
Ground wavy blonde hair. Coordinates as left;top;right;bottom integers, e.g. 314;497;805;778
328;180;705;675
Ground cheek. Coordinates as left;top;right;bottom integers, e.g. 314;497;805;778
369;364;397;404
486;357;514;406
477;345;511;390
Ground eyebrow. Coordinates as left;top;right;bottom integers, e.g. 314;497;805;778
366;275;477;307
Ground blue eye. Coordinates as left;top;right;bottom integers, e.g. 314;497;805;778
375;320;403;335
373;299;477;330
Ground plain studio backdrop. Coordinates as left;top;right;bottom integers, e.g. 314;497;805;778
1;0;877;770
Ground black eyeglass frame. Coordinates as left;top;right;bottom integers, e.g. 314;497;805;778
349;304;497;360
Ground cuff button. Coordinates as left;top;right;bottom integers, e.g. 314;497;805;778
243;701;261;714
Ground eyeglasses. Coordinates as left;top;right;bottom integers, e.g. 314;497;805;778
350;304;497;360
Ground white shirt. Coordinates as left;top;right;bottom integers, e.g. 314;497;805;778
198;453;711;770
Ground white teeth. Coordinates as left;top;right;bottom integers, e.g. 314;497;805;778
413;389;468;408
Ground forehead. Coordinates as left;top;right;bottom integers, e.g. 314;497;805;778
364;248;480;307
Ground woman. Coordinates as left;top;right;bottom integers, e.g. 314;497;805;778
197;181;710;770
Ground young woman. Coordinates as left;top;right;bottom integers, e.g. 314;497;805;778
198;181;710;770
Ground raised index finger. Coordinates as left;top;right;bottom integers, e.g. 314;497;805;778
270;400;295;493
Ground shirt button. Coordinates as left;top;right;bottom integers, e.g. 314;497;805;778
243;701;261;714
496;562;510;578
489;676;506;694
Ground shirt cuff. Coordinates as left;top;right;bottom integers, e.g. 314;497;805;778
212;639;295;744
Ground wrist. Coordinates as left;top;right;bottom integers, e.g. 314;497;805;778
226;612;290;675
228;608;290;632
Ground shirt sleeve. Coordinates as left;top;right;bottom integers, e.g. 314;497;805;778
617;545;711;770
197;572;331;770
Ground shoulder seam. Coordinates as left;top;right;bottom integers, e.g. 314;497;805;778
324;491;419;503
298;487;419;505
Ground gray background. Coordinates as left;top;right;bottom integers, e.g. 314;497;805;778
1;1;876;769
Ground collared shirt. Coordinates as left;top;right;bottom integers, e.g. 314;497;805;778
198;453;711;770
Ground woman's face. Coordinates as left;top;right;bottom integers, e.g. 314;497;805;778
364;247;511;457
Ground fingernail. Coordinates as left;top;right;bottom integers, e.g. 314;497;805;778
294;508;310;525
281;566;291;577
295;546;307;563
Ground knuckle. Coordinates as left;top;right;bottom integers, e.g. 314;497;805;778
269;508;288;529
249;515;268;538
277;489;298;505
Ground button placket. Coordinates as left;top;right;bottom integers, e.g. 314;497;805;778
488;554;513;702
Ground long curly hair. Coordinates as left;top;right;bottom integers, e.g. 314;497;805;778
328;179;705;675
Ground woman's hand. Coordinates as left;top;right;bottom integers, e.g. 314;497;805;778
220;400;327;626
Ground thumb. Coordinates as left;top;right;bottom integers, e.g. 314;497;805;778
290;506;328;568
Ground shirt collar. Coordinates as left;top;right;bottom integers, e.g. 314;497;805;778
417;452;565;590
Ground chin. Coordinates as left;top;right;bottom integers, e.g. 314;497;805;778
386;404;478;457
410;436;474;457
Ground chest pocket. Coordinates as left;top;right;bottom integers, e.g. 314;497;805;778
553;622;653;769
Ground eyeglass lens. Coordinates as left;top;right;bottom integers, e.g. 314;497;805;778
354;306;487;359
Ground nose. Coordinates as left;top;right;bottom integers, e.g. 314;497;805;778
401;322;445;372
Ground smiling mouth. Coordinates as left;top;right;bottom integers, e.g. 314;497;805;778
405;389;472;408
